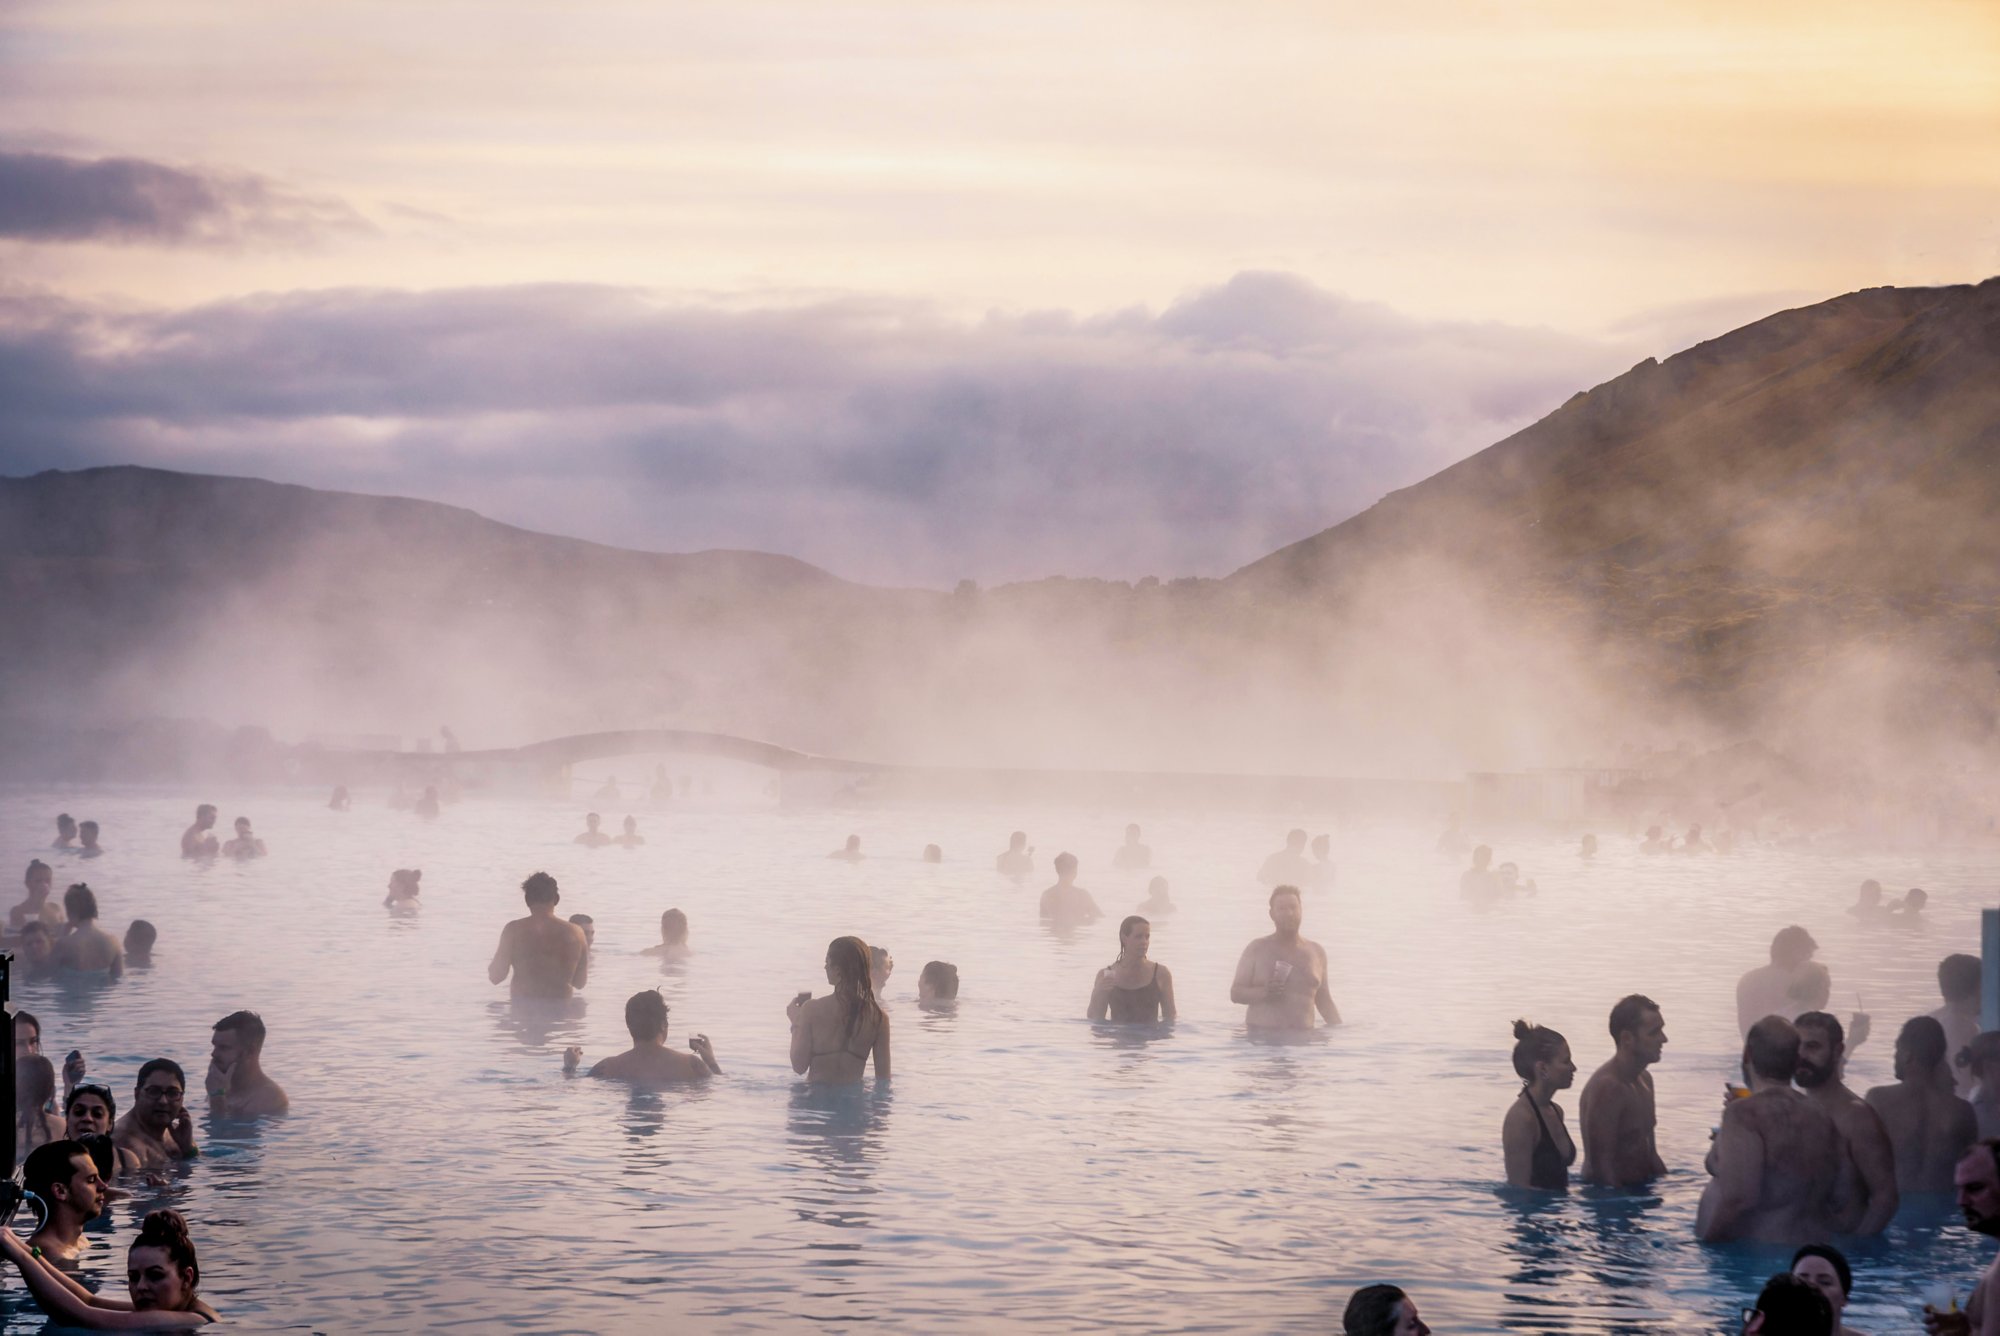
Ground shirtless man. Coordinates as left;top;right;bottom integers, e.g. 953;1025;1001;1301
52;814;77;851
21;1139;105;1262
179;805;219;859
75;821;102;859
205;1011;289;1117
1112;824;1151;870
487;871;589;999
1308;834;1335;887
113;1059;198;1169
1696;1015;1841;1243
221;816;265;858
995;831;1034;878
1257;830;1313;888
1928;1140;2000;1336
828;834;865;862
1933;954;1983;1096
52;884;122;979
1579;994;1668;1187
565;990;720;1083
1736;926;1829;1037
1459;846;1498;900
10;860;63;935
614;816;645;848
1228;885;1341;1032
1038;853;1103;926
1794;1010;1899;1235
1866;1015;1977;1193
574;813;612;848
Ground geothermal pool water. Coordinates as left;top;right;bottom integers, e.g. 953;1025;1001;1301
2;787;1995;1333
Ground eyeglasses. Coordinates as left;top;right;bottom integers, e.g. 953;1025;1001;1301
69;1082;113;1101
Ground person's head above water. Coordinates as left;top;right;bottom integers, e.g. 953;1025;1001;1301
1124;824;1141;843
55;813;76;840
1789;1244;1852;1325
1608;993;1666;1064
1144;875;1172;903
24;1138;102;1224
1940;953;1982;1005
1053;852;1078;880
232;817;251;835
660;908;689;944
918;961;959;1002
1743;1271;1832;1336
1268;884;1303;935
1118;915;1151;960
63;882;98;924
922;844;942;863
1342;1283;1429;1336
1744;1015;1801;1083
1511;1019;1573;1089
1793;1011;1846;1087
134;1059;186;1132
869;944;894;985
125;919;158;954
77;820;99;846
844;835;861;852
128;1209;203;1313
1285;828;1306;851
195;804;216;827
1903;887;1929;912
24;859;51;897
622;815;637;833
1962;1030;2000;1087
1956;1139;2000;1236
1856;878;1883;906
1008;831;1027;851
583;813;601;831
1768;925;1816;968
521;871;560;908
1471;844;1492;869
624;989;669;1044
1894;1014;1949;1081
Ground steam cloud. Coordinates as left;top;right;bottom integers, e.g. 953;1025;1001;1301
0;273;1634;583
0;150;365;246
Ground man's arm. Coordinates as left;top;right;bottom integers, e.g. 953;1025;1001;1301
1579;1079;1622;1185
1229;945;1268;1006
487;922;514;985
1082;891;1103;921
1313;946;1341;1026
1695;1109;1763;1242
569;927;589;990
1848;1106;1900;1236
689;1035;721;1076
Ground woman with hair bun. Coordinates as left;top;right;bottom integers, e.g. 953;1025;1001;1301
1502;1019;1577;1189
0;1207;218;1326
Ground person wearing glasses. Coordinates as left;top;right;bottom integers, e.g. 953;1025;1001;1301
63;1083;143;1176
112;1060;198;1170
1740;1272;1833;1334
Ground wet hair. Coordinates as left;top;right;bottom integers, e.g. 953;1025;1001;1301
624;989;668;1043
1268;884;1302;908
568;913;594;928
65;1082;116;1120
660;908;688;943
213;1010;267;1051
1750;1272;1832;1335
1607;994;1659;1043
24;858;50;886
132;1209;200;1296
77;1132;116;1180
1053;851;1078;875
19;922;47;944
55;814;75;835
919;961;958;999
62;882;98;922
136;1058;186;1093
24;1138;92;1204
232;817;251;832
78;821;98;840
1898;1014;1948;1071
15;1010;39;1042
825;936;882;1046
1745;1016;1801;1082
1972;1137;2000;1180
1793;1010;1843;1050
1342;1284;1410;1336
1770;925;1816;963
16;1055;54;1120
869;944;891;974
1510;1020;1567;1082
1790;1243;1852;1298
1940;953;1983;1003
1117;915;1150;957
125;919;158;951
521;871;559;906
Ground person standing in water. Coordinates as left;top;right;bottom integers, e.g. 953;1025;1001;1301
220;817;265;858
1963;1032;2000;1140
567;990;719;1083
179;805;218;859
75;822;103;859
1736;926;1829;1037
614;816;645;848
0;1207;220;1327
1579;993;1668;1187
1502;1020;1577;1189
1038;853;1103;926
11;860;63;934
384;869;421;910
1088;916;1177;1023
487;872;589;999
114;1059;198;1169
22;1139;106;1262
53;884;122;979
787;935;890;1084
1866;1015;1977;1194
1137;876;1175;914
53;814;77;851
1697;1015;1842;1244
1794;1011;1898;1236
829;835;864;862
1112;824;1151;870
1933;954;1983;1095
574;813;612;847
1791;1244;1866;1336
206;1011;288;1118
996;831;1034;878
1308;833;1336;887
1257;829;1313;887
1229;885;1341;1032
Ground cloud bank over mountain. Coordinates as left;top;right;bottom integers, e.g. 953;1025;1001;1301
0;271;1632;583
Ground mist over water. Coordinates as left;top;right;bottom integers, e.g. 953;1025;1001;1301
5;784;1994;1331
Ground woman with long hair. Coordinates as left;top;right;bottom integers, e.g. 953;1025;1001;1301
1501;1019;1576;1190
0;1208;219;1326
1342;1284;1430;1336
1087;916;1177;1023
788;935;890;1084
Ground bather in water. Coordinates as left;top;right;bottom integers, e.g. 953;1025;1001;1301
1088;916;1176;1023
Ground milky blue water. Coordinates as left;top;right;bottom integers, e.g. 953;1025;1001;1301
1;784;1995;1333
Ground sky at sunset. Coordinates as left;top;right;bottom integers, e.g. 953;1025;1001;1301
5;1;1997;583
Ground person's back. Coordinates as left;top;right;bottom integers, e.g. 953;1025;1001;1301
1258;830;1312;887
1931;953;1982;1096
586;991;717;1084
790;937;890;1085
489;872;589;1000
53;885;121;979
1865;1016;1977;1193
1038;853;1101;924
1725;1087;1842;1242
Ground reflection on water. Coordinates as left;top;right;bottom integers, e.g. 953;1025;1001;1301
4;791;1999;1331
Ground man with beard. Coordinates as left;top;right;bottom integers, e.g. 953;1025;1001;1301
1580;993;1668;1187
1696;1015;1841;1244
1925;1140;2000;1335
1867;1015;1978;1193
1794;1010;1898;1235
